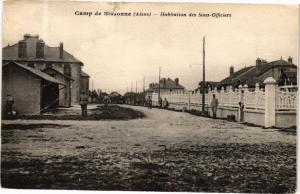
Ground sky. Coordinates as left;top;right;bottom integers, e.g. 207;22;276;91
3;1;299;93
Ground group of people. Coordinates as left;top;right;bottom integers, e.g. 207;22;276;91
79;91;112;117
146;96;169;109
211;94;245;121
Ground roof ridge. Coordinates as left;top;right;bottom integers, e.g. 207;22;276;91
5;62;64;85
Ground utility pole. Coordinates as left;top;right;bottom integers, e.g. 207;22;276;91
158;66;161;101
91;79;93;91
202;36;206;113
131;82;133;92
135;80;137;93
143;77;145;92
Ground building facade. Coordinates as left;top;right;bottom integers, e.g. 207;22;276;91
145;78;185;99
2;34;90;106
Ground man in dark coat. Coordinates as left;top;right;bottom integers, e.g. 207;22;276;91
79;91;89;117
211;94;219;118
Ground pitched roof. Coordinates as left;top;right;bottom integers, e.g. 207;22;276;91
151;78;184;90
80;71;90;77
2;35;83;65
3;62;64;85
219;59;297;88
218;66;254;87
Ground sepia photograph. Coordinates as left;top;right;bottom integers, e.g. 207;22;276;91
1;1;298;193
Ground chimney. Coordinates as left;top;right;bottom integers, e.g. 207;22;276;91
163;78;166;86
175;78;179;85
256;58;262;66
18;40;27;58
24;34;39;40
59;42;64;59
288;56;293;63
24;34;31;40
256;58;262;75
36;39;45;58
229;66;234;76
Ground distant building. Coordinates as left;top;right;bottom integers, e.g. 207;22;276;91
218;57;297;89
2;34;90;106
145;78;185;99
88;90;99;103
2;62;64;114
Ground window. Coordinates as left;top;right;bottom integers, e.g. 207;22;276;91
64;64;71;76
46;63;53;69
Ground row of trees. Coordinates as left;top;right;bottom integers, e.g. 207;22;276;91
89;90;147;105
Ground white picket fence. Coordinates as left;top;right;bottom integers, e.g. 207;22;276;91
152;82;297;112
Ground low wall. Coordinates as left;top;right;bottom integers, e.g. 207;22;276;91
244;109;265;127
275;111;297;128
152;101;296;129
206;106;238;120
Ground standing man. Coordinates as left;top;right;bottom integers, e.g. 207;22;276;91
4;94;14;118
239;102;244;122
158;96;162;108
211;94;219;118
103;95;111;108
162;97;169;109
147;96;152;109
79;91;88;117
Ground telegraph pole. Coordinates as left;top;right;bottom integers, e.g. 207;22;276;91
202;36;206;113
143;77;145;92
131;82;133;92
135;81;137;93
158;66;161;100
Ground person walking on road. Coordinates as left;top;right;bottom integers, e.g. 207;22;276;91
211;94;219;118
79;91;89;117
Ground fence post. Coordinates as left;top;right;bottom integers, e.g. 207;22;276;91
188;91;191;110
255;83;259;110
238;85;243;103
264;77;276;128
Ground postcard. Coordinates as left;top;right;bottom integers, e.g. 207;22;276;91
1;1;298;193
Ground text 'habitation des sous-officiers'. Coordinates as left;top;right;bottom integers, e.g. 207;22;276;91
74;11;232;18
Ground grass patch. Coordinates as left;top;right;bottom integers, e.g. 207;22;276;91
10;105;145;121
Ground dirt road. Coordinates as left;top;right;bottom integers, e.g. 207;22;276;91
1;105;296;192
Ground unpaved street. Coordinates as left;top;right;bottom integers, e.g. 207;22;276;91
1;105;296;192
